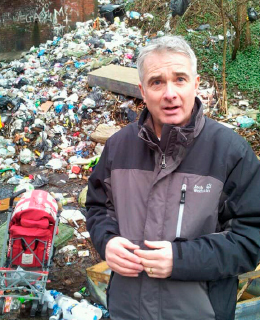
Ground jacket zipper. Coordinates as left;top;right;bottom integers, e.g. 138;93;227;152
176;179;187;238
161;153;166;169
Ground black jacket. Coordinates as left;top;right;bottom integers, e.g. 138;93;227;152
86;98;260;320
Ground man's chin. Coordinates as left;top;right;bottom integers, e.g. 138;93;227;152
163;117;184;127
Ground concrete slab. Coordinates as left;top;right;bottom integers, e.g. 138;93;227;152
88;65;143;99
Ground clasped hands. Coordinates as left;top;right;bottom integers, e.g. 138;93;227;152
105;237;173;278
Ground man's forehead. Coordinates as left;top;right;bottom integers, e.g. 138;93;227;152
143;52;191;70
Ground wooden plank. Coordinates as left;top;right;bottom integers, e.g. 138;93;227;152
239;270;260;281
237;290;255;301
88;65;143;99
86;261;111;285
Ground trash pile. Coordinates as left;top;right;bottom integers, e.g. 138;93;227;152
1;14;258;189
0;18;147;189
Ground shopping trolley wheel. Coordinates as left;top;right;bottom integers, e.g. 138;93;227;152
30;300;39;317
0;297;5;315
40;301;48;317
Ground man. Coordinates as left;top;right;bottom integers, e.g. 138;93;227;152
86;36;260;320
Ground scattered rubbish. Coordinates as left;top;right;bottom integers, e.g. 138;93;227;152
78;185;88;207
236;116;255;129
248;8;258;22
83;155;100;170
196;24;211;31
31;174;49;188
78;250;90;257
47;290;103;320
129;11;141;19
86;277;108;308
239;100;250;108
19;148;34;164
58;245;77;254
60;209;86;224
13;181;34;193
99;4;125;23
170;0;191;17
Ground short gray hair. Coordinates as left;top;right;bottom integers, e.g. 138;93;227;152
137;35;197;83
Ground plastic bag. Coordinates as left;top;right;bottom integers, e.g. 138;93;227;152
248;8;258;22
170;0;191;17
236;116;255;129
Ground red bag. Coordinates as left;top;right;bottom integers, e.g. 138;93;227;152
7;190;58;268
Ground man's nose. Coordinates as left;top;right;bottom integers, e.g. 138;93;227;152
163;82;177;100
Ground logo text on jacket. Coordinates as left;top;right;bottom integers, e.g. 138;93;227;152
194;184;212;193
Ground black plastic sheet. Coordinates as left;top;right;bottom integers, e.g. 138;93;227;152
170;0;191;17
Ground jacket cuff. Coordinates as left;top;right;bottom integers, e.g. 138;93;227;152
170;241;186;280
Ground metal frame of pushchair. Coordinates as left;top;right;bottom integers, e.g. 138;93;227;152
0;189;60;316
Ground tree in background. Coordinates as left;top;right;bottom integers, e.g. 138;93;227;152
212;0;258;60
210;0;259;113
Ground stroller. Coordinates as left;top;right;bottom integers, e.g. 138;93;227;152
0;189;59;316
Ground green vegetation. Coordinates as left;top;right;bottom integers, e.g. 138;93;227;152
127;0;260;110
187;31;260;108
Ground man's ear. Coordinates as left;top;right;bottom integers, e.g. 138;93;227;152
195;75;200;95
139;83;146;103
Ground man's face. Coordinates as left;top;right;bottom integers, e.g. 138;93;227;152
139;51;200;137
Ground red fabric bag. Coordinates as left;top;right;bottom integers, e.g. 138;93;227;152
7;190;58;268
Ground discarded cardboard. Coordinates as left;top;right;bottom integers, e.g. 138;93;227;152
88;65;143;99
40;101;53;113
86;261;111;285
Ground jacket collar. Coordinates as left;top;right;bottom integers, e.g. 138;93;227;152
138;97;205;155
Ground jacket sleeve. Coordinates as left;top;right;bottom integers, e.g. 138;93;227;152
85;140;120;260
171;139;260;281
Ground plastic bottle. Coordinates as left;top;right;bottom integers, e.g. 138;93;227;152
50;292;98;320
49;304;62;320
80;299;102;319
67;303;98;320
51;293;78;320
43;290;55;309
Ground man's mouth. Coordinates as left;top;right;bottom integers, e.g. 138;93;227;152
163;106;180;111
164;106;179;110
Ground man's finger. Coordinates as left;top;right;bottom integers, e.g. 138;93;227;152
134;248;160;260
118;247;142;264
112;255;144;271
121;238;141;250
144;240;168;249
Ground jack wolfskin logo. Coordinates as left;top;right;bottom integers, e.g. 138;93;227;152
194;184;212;193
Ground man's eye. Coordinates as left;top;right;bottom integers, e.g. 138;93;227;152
153;80;161;85
177;77;185;82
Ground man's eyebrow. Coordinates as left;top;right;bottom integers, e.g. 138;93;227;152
174;72;190;79
147;75;162;85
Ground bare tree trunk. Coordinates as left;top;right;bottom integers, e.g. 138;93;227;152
220;0;228;114
232;30;241;60
242;3;252;47
231;1;244;60
245;20;252;46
